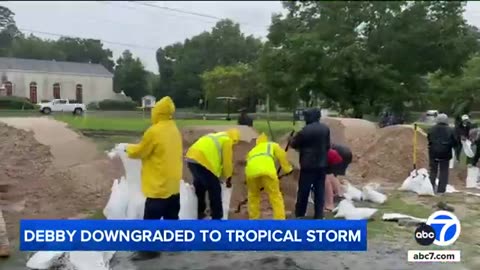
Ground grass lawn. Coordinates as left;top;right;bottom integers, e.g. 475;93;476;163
55;115;296;141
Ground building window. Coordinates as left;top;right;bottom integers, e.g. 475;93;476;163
5;81;12;96
76;84;83;103
29;82;37;103
53;83;60;99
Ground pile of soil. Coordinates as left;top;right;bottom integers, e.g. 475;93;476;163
0;121;122;241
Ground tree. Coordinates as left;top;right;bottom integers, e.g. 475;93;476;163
114;50;148;102
259;1;478;117
0;5;20;56
201;63;261;112
428;55;480;115
155;19;263;107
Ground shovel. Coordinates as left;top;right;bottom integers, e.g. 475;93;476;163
412;123;418;176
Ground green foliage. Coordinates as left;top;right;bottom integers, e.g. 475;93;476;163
201;63;262;112
0;96;35;109
97;99;137;111
113;50;149;102
259;1;479;117
0;5;20;56
428;55;480;115
154;19;263;108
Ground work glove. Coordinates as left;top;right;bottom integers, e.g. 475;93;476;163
226;177;232;188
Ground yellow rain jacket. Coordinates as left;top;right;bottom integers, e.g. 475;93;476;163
126;96;183;199
185;128;240;179
245;133;293;220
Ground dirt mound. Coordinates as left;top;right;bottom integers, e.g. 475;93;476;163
0;121;122;241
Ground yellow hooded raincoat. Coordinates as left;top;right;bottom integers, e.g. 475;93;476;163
185;128;240;180
126;96;183;199
245;133;293;220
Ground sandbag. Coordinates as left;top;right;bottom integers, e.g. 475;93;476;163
103;178;129;220
362;183;387;204
26;251;65;269
126;191;146;219
449;149;455;169
333;199;356;218
463;140;475;158
221;183;232;220
69;251;113;270
466;166;479;188
399;169;434;196
342;182;363;201
179;180;198;220
344;208;378;220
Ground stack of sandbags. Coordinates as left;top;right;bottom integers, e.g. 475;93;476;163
399;168;461;195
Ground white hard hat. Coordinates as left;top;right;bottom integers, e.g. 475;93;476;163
461;114;469;121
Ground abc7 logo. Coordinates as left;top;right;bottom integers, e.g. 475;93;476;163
415;211;461;246
414;224;436;246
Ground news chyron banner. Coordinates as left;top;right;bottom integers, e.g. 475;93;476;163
20;220;367;251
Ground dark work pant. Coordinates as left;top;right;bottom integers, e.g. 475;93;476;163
187;162;223;220
143;194;180;220
429;159;449;193
295;168;327;219
454;144;462;162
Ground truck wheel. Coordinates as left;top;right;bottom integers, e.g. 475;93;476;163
74;108;83;115
42;108;51;115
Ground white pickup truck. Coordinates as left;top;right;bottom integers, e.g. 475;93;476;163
39;99;86;115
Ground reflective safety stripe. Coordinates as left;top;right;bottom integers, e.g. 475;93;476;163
208;133;229;164
247;143;274;162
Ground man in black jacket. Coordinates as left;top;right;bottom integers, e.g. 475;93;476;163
427;113;457;194
290;108;330;219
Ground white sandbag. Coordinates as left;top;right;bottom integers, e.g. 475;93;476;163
112;143;142;188
466;166;480;188
179;180;198;219
26;251;65;269
221;183;232;220
463;140;475;158
399;169;434;196
362;183;387;204
333;199;356;218
103;178;129;220
382;213;427;223
344;208;378;220
342;182;363;201
69;251;113;270
126;191;146;219
449;149;455;169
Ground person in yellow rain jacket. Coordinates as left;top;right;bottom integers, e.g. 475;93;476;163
126;96;182;261
185;128;240;220
245;133;293;220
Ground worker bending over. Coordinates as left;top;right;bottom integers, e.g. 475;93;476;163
186;128;240;219
126;96;183;261
245;133;293;220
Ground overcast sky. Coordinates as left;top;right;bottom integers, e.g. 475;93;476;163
2;1;480;73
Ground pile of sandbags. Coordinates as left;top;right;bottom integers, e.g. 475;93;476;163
399;168;464;195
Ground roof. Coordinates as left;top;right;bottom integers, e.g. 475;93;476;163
142;95;156;99
0;57;113;77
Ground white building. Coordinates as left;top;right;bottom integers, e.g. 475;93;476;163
142;95;156;108
0;57;115;104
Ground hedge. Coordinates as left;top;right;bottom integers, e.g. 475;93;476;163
0;96;36;110
97;99;137;111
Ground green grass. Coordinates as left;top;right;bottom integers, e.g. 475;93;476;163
55;115;296;141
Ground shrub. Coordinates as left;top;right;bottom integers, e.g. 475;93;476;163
87;102;99;110
0;96;35;110
98;99;137;111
